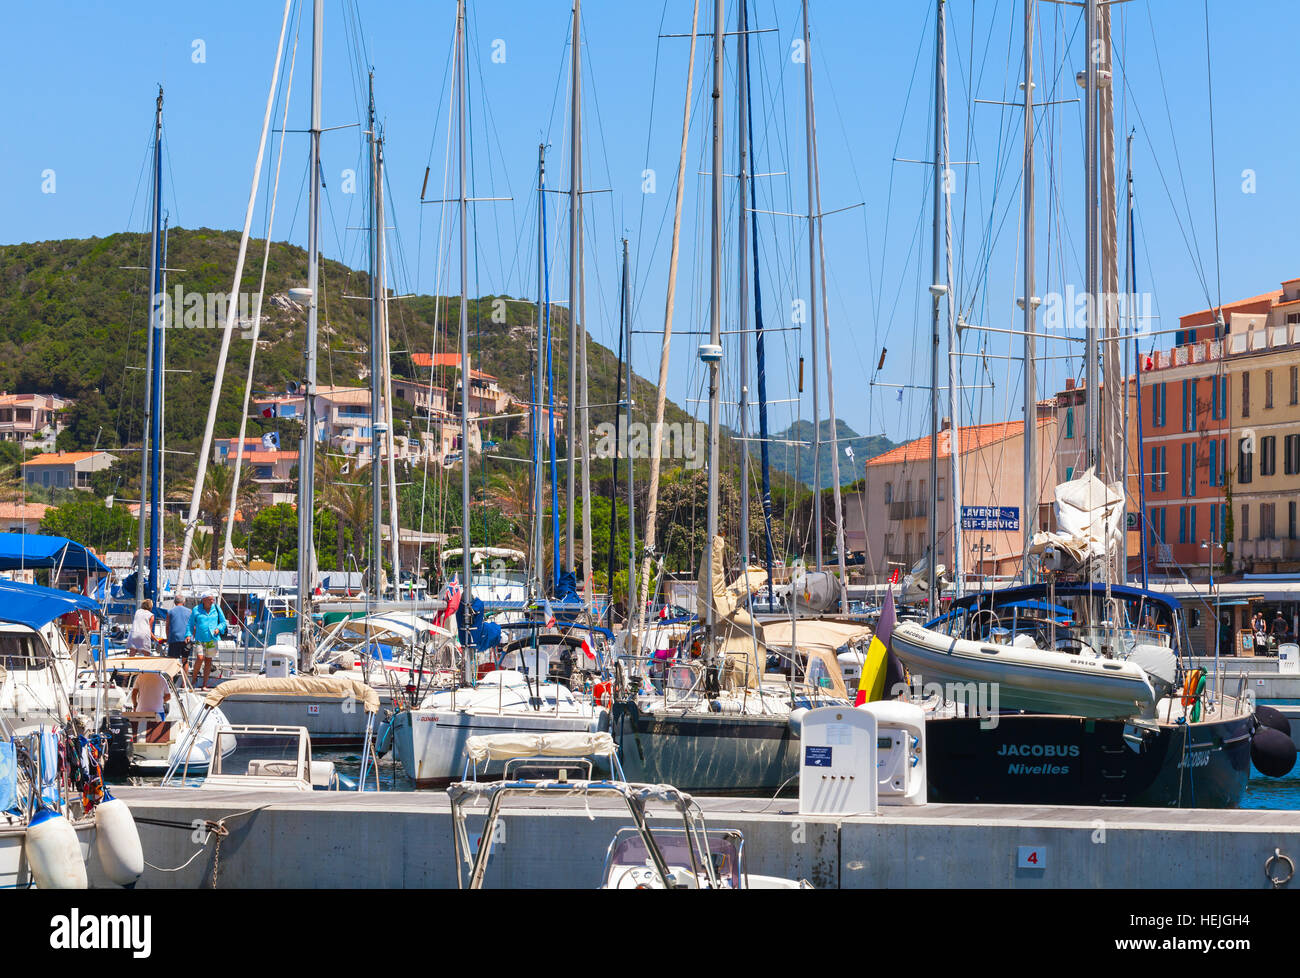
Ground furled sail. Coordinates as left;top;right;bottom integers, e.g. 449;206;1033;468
1028;467;1124;580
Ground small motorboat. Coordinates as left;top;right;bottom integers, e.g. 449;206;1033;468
80;654;233;775
162;675;381;792
447;732;810;889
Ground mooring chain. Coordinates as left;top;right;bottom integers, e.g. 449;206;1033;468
136;806;262;882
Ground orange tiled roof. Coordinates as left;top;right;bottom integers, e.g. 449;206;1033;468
410;353;496;382
0;502;50;519
20;451;109;466
866;418;1051;467
411;352;461;369
245;450;298;464
315;386;370;406
1178;290;1282;328
0;393;59;407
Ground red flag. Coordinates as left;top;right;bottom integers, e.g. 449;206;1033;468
580;636;596;661
889;567;900;585
262;406;274;418
543;598;557;628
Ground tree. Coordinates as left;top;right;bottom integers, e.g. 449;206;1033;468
56;389;115;451
176;462;259;570
319;453;370;572
247;502;298;569
39;495;137;551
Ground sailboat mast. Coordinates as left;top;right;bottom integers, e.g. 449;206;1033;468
800;0;821;570
566;0;582;575
1083;0;1099;472
1128;132;1148;588
622;238;635;623
534;144;547;596
635;0;700;641
940;4;963;599
158;216;169;590
736;0;751;573
378;137;401;591
804;6;849;611
927;1;944;615
607;244;625;621
1022;0;1038;580
456;0;473;604
297;0;323;651
705;0;724;634
137;86;163;605
368;74;383;597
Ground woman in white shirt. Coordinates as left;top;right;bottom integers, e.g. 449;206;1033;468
128;599;156;652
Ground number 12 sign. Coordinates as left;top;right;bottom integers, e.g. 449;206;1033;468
1017;845;1046;869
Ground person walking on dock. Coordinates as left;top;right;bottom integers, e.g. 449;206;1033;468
187;592;227;688
128;599;156;653
166;593;193;664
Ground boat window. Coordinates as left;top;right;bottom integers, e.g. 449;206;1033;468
0;632;50;670
210;731;303;779
805;657;832;690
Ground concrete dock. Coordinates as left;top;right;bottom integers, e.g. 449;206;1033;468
94;786;1300;889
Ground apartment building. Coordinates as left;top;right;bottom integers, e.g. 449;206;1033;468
845;411;1058;585
0;393;71;450
1228;281;1300;573
20;450;117;491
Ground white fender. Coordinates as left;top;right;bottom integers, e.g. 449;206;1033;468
25;811;88;889
94;798;144;887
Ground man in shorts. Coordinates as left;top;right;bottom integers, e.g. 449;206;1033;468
188;592;228;689
165;594;193;664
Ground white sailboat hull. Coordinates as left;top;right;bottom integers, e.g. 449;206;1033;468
388;674;609;787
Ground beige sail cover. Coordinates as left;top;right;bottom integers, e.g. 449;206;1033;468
204;675;380;714
103;655;185;678
761;618;861;701
696;535;768;689
464;731;615;764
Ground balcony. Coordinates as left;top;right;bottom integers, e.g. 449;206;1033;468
888;499;929;521
1238;539;1300;561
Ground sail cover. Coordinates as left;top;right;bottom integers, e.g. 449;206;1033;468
1028;467;1124;576
696;535;768;689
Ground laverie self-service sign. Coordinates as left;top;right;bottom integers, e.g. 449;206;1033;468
961;506;1019;531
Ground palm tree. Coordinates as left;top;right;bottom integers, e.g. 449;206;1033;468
318;453;373;573
176;462;259;571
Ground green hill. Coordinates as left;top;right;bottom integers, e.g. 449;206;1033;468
759;419;895;489
0;229;842;577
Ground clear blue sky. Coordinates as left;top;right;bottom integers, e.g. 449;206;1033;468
3;1;1297;451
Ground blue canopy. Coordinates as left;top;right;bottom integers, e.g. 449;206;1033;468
0;577;100;630
0;534;110;574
